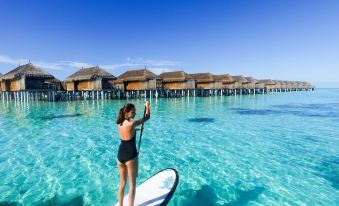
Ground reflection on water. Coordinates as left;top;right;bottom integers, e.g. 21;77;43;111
41;114;85;120
187;118;215;123
232;102;339;118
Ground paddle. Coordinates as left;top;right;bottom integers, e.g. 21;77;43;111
137;106;147;155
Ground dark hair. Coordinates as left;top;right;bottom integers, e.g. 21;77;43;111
116;103;135;125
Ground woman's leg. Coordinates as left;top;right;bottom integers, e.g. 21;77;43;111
126;157;138;206
117;160;127;206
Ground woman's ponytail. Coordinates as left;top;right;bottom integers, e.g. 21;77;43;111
116;108;125;125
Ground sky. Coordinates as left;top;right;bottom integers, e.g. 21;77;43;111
0;0;338;88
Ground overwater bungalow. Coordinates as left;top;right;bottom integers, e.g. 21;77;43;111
278;80;287;92
115;69;162;98
301;81;313;90
244;77;258;94
0;63;57;101
254;80;266;94
213;74;236;95
190;73;214;89
260;79;276;93
159;71;195;89
290;81;298;91
158;71;195;97
231;75;249;95
298;81;304;90
65;66;116;91
64;66;117;100
1;63;54;91
284;81;292;91
189;73;216;96
272;80;282;92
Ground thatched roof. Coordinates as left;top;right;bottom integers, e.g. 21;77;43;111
159;71;192;83
189;73;214;83
1;63;54;80
231;75;249;83
260;79;276;85
116;69;158;83
279;80;287;85
245;77;258;83
273;80;281;85
65;66;115;82
213;74;235;83
301;81;312;87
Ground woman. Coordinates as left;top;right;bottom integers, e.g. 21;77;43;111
116;101;150;206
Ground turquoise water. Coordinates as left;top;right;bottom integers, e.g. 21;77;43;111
0;89;338;206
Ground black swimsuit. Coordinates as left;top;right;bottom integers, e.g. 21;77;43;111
117;132;138;164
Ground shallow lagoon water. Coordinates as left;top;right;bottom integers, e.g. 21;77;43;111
0;89;338;205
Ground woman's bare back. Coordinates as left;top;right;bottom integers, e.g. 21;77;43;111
118;120;136;141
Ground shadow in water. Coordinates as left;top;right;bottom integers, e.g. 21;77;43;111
232;107;338;118
180;185;218;205
36;195;84;206
232;108;278;116
314;157;339;190
187;118;215;123
0;202;18;206
41;113;85;120
0;195;84;206
272;103;339;111
225;186;265;206
179;184;265;206
303;135;323;143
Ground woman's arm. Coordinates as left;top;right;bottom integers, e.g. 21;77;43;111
132;101;150;127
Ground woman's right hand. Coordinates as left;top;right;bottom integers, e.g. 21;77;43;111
144;101;150;108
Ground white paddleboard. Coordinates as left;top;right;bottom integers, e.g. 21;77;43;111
115;168;179;206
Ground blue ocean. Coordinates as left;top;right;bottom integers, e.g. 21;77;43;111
0;89;338;205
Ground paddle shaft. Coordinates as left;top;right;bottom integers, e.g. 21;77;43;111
137;106;147;155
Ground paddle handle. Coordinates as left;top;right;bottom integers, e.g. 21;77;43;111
138;106;147;155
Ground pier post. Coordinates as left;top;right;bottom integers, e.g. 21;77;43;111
52;91;55;102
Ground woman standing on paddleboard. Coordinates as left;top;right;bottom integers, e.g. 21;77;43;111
116;101;150;206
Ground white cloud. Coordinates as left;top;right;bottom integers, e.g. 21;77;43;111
0;55;28;65
102;57;178;71
60;61;93;68
0;54;94;71
0;54;179;73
